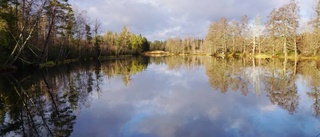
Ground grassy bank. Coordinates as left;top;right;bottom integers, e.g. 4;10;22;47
141;50;320;60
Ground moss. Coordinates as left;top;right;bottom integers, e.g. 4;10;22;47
63;59;78;64
40;61;56;68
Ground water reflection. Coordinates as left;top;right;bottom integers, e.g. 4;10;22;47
1;56;320;137
0;58;148;137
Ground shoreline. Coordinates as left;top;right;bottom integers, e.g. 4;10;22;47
0;55;135;73
141;51;320;60
2;52;320;73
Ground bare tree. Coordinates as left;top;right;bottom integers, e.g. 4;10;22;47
266;0;300;57
251;15;262;56
306;0;320;56
230;19;240;53
240;15;249;55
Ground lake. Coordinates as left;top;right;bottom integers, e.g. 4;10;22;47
0;56;320;137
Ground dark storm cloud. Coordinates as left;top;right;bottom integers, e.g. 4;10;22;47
69;0;312;40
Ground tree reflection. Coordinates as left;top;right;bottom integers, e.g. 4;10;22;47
205;58;229;93
263;58;299;114
205;57;251;95
300;60;320;117
149;56;207;71
101;57;148;86
204;57;300;114
307;87;320;117
0;57;148;136
2;56;320;136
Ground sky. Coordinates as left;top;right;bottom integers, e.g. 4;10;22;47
69;0;315;41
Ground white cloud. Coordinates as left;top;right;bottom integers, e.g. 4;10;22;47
69;0;314;41
259;104;277;112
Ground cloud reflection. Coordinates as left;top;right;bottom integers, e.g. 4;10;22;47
71;61;320;137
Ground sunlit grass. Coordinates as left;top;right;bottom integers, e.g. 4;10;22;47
255;54;273;59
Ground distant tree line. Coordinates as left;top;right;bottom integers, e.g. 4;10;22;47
151;0;320;57
0;0;149;68
149;37;205;54
102;27;149;56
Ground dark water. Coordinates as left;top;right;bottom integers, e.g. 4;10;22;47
1;56;320;137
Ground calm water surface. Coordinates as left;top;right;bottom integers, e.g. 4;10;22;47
1;56;320;137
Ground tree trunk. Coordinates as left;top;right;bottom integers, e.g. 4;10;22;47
258;37;261;54
232;37;235;53
314;47;318;56
243;40;246;55
294;39;298;58
252;36;256;56
283;37;288;57
272;44;275;57
3;1;47;66
294;57;297;76
41;2;57;63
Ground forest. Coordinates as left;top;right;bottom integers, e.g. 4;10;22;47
1;0;320;71
149;0;320;58
0;0;149;70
